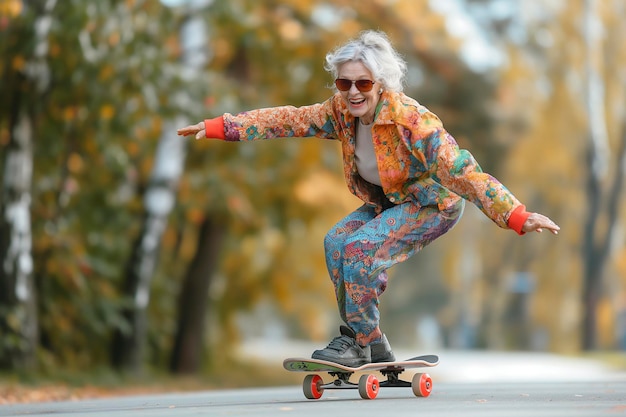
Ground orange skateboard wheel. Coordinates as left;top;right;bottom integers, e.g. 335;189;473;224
411;372;433;397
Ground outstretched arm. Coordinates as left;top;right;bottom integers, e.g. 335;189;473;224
177;98;341;142
408;112;560;237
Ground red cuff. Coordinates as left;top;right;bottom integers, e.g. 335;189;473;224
203;116;225;139
508;205;531;235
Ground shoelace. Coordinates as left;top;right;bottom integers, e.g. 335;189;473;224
324;335;355;353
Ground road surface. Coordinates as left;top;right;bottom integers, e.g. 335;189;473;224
2;349;625;416
2;380;625;417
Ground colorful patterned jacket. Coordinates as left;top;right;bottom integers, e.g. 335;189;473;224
203;91;530;234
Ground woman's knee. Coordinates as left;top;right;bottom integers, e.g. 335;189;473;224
341;233;376;271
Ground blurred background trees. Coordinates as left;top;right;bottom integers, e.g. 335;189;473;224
0;0;624;378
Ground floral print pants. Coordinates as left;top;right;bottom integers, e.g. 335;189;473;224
324;199;465;346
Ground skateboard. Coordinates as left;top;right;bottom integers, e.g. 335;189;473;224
283;354;439;400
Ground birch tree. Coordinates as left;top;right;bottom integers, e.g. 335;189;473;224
111;120;187;370
111;4;207;371
0;0;57;370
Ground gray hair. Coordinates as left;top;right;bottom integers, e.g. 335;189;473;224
325;30;407;93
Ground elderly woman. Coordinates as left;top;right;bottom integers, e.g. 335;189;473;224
178;30;560;367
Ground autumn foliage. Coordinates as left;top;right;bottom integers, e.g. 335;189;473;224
0;0;624;377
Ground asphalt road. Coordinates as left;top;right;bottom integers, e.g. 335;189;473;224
2;350;625;417
2;380;625;417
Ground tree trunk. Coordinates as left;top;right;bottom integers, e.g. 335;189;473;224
110;213;167;370
110;6;207;371
111;125;186;371
0;98;37;370
170;216;226;374
0;0;57;370
581;0;611;351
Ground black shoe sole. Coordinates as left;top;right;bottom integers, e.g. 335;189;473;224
311;353;371;367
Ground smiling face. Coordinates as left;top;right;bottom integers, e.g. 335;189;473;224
337;61;381;125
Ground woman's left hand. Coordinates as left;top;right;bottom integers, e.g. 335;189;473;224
177;121;205;139
522;213;560;235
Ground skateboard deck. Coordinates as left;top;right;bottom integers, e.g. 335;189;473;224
283;355;439;400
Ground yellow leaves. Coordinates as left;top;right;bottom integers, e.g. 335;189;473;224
226;195;255;224
240;228;284;275
339;19;362;37
63;106;77;121
0;0;22;17
84;20;96;34
0;126;8;146
149;117;162;135
138;155;154;178
488;0;626;351
108;31;120;47
185;207;205;225
161;227;179;252
67;153;84;174
270;4;304;42
49;42;61;57
130;118;161;145
125;143;142;163
279;19;303;42
98;64;114;81
294;169;360;212
597;297;616;348
211;38;233;66
11;55;25;71
99;104;115;120
82;135;99;155
164;34;181;58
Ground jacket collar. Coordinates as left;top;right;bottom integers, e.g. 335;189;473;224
336;91;399;126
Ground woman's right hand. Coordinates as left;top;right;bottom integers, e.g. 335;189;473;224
177;121;205;139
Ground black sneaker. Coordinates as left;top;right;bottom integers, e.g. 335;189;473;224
370;333;396;362
311;325;371;367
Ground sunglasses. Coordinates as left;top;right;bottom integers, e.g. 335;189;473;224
335;78;375;92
